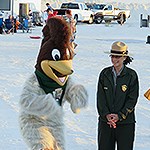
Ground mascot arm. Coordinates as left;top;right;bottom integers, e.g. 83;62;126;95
19;76;61;117
64;78;88;113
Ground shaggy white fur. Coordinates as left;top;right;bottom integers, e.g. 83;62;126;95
19;74;88;150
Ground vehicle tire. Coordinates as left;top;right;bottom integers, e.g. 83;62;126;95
88;16;94;24
74;15;78;25
117;13;126;25
95;16;103;24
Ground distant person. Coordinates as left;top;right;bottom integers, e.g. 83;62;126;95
28;10;33;24
5;15;16;33
47;8;58;20
64;10;77;49
15;19;21;30
96;41;139;150
8;15;21;32
8;15;14;22
43;10;48;23
0;15;4;34
46;3;53;12
28;9;32;17
64;9;76;33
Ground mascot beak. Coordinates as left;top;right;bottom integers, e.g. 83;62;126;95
41;60;73;86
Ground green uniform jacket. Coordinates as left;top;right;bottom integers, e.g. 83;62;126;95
97;66;139;124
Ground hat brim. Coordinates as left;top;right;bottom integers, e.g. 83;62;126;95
110;53;129;56
104;51;129;56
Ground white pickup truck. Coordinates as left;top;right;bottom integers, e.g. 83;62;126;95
60;2;94;24
94;4;130;24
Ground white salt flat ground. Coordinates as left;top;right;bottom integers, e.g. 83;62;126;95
0;14;150;150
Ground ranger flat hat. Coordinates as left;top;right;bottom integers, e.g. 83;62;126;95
110;41;129;56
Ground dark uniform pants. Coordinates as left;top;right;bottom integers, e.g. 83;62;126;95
98;121;135;150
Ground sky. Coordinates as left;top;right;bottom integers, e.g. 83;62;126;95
91;0;149;4
0;3;150;150
75;0;149;4
108;0;149;3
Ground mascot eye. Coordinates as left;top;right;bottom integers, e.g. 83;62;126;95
52;49;61;61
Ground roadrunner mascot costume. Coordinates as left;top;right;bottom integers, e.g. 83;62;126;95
19;17;88;150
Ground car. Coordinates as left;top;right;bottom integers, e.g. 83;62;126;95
94;4;130;24
60;2;94;24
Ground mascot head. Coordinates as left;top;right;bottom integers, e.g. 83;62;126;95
35;17;75;86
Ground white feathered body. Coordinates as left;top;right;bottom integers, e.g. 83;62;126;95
19;74;88;150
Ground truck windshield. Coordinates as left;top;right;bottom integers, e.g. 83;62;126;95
93;4;106;10
61;3;79;9
107;5;112;10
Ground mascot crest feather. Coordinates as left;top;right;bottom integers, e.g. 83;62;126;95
19;17;88;150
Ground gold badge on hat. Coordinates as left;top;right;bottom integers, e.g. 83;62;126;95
122;85;127;92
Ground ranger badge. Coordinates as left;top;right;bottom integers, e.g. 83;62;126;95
122;85;127;92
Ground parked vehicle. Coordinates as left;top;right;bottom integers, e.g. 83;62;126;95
92;3;106;13
60;2;94;24
86;3;106;13
94;4;130;24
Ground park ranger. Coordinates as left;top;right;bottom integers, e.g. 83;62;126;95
96;41;139;150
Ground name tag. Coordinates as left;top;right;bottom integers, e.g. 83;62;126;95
52;88;63;100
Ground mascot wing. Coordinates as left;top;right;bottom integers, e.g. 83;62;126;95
64;77;88;113
19;74;62;118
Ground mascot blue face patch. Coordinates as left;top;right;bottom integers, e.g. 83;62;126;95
35;17;75;86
